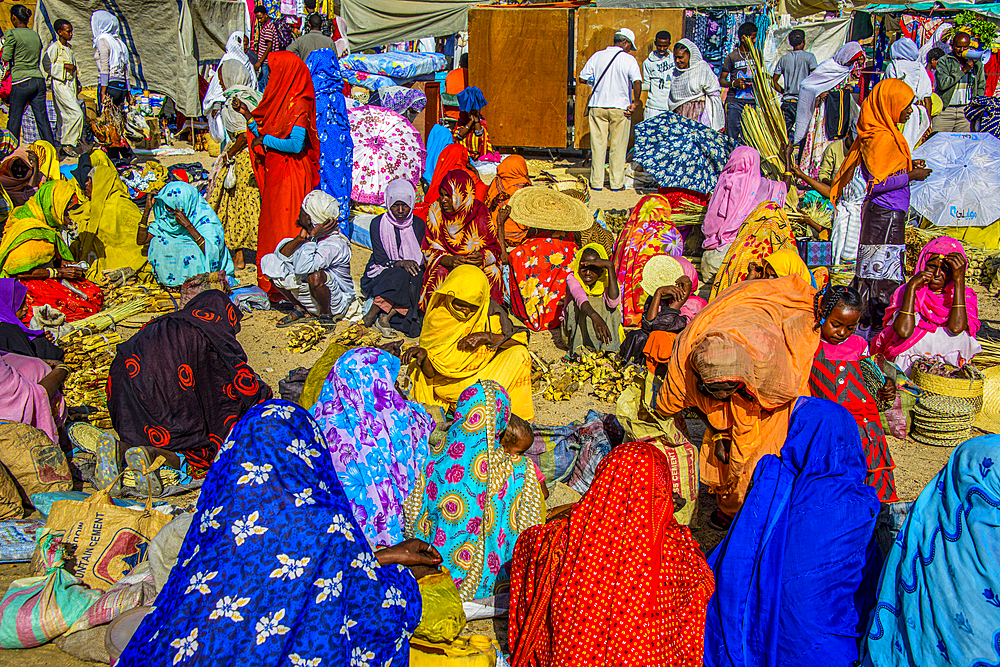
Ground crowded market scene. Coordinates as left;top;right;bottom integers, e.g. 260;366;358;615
0;0;998;664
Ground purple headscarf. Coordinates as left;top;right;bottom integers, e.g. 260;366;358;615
0;279;43;337
369;179;423;278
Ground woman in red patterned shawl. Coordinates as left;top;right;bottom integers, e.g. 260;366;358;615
107;290;272;492
420;169;502;309
236;51;320;297
509;441;715;667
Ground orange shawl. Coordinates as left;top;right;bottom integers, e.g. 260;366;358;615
656;275;819;514
485;155;530;245
830;78;914;203
509;442;714;667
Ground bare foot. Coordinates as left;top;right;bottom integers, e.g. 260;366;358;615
233;250;246;270
362;303;380;327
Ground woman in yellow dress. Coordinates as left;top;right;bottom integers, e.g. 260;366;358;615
404;264;534;420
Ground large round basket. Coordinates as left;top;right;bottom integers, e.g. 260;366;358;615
913;368;984;400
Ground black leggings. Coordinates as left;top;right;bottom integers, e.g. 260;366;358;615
7;77;54;145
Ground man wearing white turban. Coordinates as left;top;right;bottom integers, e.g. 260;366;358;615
260;190;354;325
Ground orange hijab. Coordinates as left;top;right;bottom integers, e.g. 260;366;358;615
830;79;914;203
249;52;321;170
486;155;531;243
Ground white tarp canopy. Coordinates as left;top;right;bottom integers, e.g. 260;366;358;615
342;0;478;51
35;0;247;115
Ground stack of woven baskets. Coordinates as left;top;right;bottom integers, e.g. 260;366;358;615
910;359;984;447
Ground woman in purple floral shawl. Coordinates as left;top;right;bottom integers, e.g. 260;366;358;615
311;347;435;548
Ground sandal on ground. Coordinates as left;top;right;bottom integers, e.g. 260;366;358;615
125;447;164;498
276;308;311;328
94;429;122;495
709;508;734;531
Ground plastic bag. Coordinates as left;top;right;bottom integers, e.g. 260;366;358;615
413;567;466;643
0;531;101;648
223;162;237;190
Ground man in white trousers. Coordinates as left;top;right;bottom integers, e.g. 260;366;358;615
43;19;83;156
579;27;642;191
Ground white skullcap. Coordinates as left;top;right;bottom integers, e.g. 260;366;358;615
301;190;339;227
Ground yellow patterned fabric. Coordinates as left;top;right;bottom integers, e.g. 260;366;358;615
207;148;260;251
709;201;797;300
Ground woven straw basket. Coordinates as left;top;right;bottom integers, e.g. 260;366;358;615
913;368;984;400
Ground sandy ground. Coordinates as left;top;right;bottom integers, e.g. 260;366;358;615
0;147;993;665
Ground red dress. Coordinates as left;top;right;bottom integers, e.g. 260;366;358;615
249;52;320;298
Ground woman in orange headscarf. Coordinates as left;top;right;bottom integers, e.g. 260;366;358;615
655;275;819;528
830;78;929;336
509;442;714;667
234;51;320;296
420;170;502;309
485;155;531;247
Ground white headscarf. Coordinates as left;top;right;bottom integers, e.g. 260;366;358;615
204;31;258;138
91;10;127;70
302;190;340;227
667;39;724;131
793;41;863;143
885;38;933;99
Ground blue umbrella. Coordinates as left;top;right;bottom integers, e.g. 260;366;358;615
633;112;735;194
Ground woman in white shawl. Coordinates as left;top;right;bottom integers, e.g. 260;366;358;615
884;38;932;148
667;39;724;131
91;10;129;111
202;32;258;144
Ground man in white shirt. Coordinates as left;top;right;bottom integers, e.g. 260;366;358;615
579;27;642;191
261;190;355;325
642;31;674;120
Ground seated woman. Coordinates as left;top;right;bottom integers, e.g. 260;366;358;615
760;246;828;290
260;190;353;325
613;194;683;326
361;179;425;337
619;254;703;366
116;400;441;666
311;347;435;549
420;169;502;309
810;285;898;502
0;145;41;207
138;181;237;289
0;180;102;322
509;442;714;666
0;349;67;445
863;435;1000;666
872;237;980;376
656;276;819;528
404;380;544;602
107;290;272;495
562;243;621;357
704;397;881;667
701;147;789;293
0;278;62;360
74;163;151;281
455;86;494;161
406;265;533;420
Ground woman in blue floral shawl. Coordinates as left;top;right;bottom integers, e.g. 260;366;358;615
117;400;441;667
311;347;435;549
863;435;1000;667
404;380;545;602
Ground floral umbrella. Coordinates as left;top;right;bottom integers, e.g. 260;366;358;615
634;112;735;194
347;105;426;205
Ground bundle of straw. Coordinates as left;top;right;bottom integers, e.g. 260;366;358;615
740;36;788;180
59;298;152;343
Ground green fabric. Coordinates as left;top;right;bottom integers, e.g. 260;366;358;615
0;227;73;277
935;54;987;108
2;28;44;81
298;341;350;410
12;182;61;229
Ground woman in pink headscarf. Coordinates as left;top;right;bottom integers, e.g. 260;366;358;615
872;237;981;375
700;146;787;285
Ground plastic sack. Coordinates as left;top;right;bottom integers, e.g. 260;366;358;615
0;531;101;648
66;565;156;635
413;567;466;643
0;421;73;498
0;519;45;563
35;472;171;590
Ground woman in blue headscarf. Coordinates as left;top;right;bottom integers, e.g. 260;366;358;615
138;181;236;287
117;399;442;666
704;396;882;667
863;435;1000;667
306;48;353;235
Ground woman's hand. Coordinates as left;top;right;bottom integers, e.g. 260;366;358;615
547;504;574;523
374;539;442;579
497;205;511;225
713;436;731;465
401;346;428;366
945;251;967;283
57;266;84;280
879;377;897;406
907;270;933;292
655;284;684;307
251;134;266;152
746;262;765;280
458;331;495;351
589;312;612;345
908;166;932;182
393;259;421;276
232;97;252;119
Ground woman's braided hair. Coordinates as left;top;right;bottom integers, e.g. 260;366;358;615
813;284;863;326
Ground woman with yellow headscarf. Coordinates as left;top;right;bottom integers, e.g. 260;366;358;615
831;78;931;337
28;141;62;183
404;265;534;420
72;164;150;281
562;242;622;357
0;180;102;321
762;247;829;291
